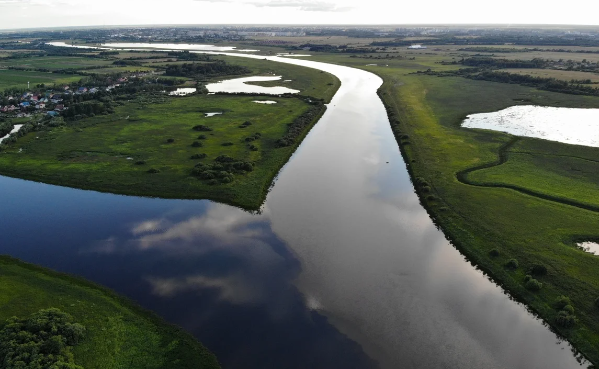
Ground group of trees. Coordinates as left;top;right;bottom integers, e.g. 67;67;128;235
457;57;548;69
165;61;250;78
0;308;85;369
275;102;325;148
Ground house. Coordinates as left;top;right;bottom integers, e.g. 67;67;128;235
7;105;16;112
78;87;88;93
20;102;30;107
0;106;7;113
36;103;46;109
31;95;39;102
40;98;49;103
55;104;65;111
89;87;99;94
47;111;59;117
408;44;427;49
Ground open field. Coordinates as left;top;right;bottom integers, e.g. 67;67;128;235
0;69;83;90
0;94;318;209
503;68;599;82
82;65;157;74
0;255;220;369
0;56;113;70
302;51;599;364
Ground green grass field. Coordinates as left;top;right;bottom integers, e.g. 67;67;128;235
0;69;83;91
0;94;318;209
0;256;220;369
304;51;599;364
0;56;113;71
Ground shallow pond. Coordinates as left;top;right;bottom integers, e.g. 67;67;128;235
204;112;223;117
9;42;590;369
206;76;300;95
578;242;599;255
169;88;196;96
462;105;599;147
0;124;24;144
253;100;277;104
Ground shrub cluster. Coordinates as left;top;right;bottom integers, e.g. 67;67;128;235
275;104;324;147
191;155;254;184
554;296;577;328
0;308;86;369
192;125;213;132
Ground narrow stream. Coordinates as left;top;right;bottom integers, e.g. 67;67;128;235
0;43;588;369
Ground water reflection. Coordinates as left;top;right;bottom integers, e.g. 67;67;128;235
462;105;599;147
169;88;197;96
206;76;300;95
2;42;591;369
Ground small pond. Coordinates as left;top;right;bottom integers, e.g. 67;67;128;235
204;112;223;117
0;124;24;144
253;100;277;104
169;88;196;96
462;105;599;147
578;242;599;255
206;76;300;95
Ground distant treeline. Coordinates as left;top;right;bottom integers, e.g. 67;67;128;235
417;68;599;97
459;46;599;54
165;61;250;78
372;35;599;47
452;57;548;69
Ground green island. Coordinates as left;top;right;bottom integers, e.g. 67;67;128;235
0;255;220;369
297;44;599;363
0;47;340;210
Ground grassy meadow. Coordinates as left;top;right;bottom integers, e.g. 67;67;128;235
0;256;220;369
0;69;83;91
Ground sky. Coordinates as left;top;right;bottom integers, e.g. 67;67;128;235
1;0;598;30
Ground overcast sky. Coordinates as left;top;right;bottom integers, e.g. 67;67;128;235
1;0;598;30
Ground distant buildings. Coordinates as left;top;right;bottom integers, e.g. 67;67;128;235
408;44;427;49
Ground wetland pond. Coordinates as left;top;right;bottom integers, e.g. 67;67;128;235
462;105;599;147
169;88;197;96
206;76;300;95
1;42;590;369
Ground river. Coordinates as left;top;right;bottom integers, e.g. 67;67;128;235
0;43;587;368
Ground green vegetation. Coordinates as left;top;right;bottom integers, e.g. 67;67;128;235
0;256;220;369
0;308;85;369
0;70;81;91
303;48;599;364
0;94;324;209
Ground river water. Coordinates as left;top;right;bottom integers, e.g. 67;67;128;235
0;43;588;369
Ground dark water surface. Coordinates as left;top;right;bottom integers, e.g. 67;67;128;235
0;45;587;368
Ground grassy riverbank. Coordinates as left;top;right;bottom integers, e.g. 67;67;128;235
308;52;599;364
0;255;220;369
0;54;339;210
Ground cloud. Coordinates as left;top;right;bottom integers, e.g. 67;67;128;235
249;0;352;11
193;0;352;12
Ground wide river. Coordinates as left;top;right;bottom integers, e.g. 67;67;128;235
1;43;588;368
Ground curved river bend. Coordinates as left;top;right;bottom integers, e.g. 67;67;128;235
0;44;587;369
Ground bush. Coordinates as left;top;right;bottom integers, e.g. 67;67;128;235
505;259;519;269
197;134;207;140
190;153;207;160
555;311;576;328
147;168;160;174
192;125;212;132
489;249;500;257
221;142;234;146
525;278;542;291
426;195;437;201
134;160;146;165
249;144;258;151
529;263;548;276
191;141;203;147
562;305;575;314
0;308;85;369
555;296;572;310
166;138;175;143
594;297;599;309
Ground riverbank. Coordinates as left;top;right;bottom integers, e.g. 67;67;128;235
368;64;599;364
0;255;220;369
0;52;340;210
